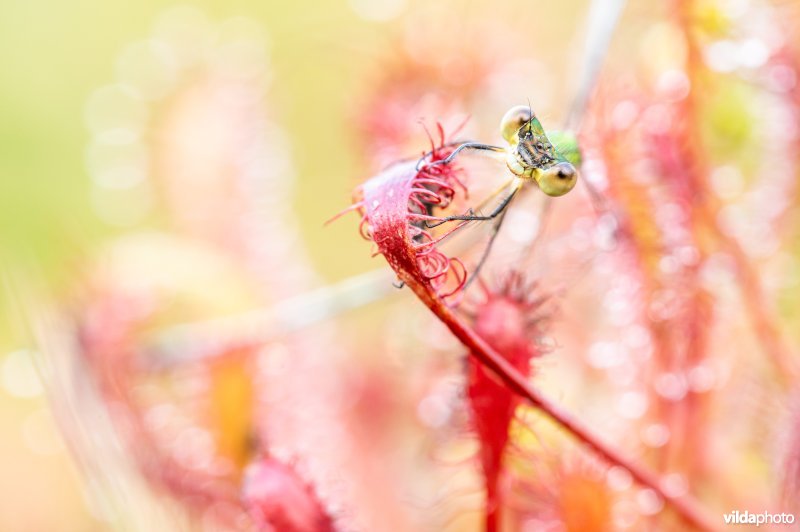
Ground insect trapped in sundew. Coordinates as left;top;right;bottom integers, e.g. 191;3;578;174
417;105;583;285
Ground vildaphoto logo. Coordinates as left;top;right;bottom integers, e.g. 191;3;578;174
723;510;796;527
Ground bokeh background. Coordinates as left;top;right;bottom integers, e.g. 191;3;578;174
0;2;592;528
2;0;799;530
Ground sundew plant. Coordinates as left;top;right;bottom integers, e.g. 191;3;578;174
3;0;800;531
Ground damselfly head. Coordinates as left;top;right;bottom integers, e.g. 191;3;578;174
501;105;556;163
500;105;579;196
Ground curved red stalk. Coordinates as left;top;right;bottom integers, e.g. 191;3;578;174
351;129;718;531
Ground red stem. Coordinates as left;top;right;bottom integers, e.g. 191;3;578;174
486;483;499;532
427;298;719;531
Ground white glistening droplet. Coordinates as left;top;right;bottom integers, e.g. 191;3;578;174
607;466;634;491
636;488;664;515
617;391;648;419
656;69;690;102
641;423;670;448
654;372;687;401
417;395;450;428
611;100;638;130
661;473;689;498
704;40;738;72
688;365;716;393
739;38;769;69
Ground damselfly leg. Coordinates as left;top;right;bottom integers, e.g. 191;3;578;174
416;142;506;171
462;201;511;290
424;180;521;229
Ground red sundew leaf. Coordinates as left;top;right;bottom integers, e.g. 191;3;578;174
353;128;468;304
466;275;548;531
242;456;334;532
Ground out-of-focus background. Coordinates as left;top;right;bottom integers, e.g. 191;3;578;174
2;0;800;530
0;2;590;528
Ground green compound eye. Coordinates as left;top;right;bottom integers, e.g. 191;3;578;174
535;161;578;197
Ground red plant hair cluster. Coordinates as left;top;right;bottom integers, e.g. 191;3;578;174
350;125;470;302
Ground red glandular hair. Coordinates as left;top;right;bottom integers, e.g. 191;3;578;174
348;125;469;304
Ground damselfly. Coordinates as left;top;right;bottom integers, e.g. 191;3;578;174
415;105;582;286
